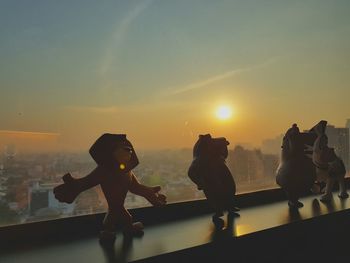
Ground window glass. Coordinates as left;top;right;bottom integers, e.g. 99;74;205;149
0;1;349;226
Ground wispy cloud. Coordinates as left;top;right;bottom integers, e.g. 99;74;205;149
99;0;154;81
165;57;280;96
169;68;249;95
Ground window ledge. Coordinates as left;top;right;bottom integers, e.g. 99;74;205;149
1;186;350;262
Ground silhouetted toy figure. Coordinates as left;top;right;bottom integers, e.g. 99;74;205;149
188;134;239;229
276;124;317;208
53;134;166;242
311;120;348;202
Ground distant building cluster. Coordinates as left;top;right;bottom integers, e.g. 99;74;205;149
326;124;349;169
0;147;279;226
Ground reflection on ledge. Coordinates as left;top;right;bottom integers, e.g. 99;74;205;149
100;235;134;263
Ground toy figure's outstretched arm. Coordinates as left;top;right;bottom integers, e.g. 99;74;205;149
129;172;167;207
54;167;103;204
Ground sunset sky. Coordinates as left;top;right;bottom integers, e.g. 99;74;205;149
0;0;349;151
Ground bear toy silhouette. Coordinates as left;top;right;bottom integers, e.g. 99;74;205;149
53;134;166;243
188;134;239;229
276;124;317;209
311;120;348;202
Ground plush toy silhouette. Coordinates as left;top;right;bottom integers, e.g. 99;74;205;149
188;134;239;229
276;124;317;208
311;120;348;202
53;134;166;242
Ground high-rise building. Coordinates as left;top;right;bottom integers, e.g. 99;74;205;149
326;125;349;169
346;119;350;129
346;119;350;167
261;134;284;155
28;180;74;218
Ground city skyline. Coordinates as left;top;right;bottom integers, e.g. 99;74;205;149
1;120;349;227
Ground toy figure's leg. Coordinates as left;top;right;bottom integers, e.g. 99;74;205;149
311;181;327;194
226;198;240;217
227;210;238;235
100;205;144;242
212;211;224;230
286;191;303;208
228;210;240;218
320;177;335;202
102;208;120;232
228;198;240;213
231;206;240;212
338;177;349;199
129;172;166;206
100;209;119;243
311;182;321;194
116;206;144;236
100;175;144;241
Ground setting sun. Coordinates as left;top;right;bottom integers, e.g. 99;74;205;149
215;105;233;120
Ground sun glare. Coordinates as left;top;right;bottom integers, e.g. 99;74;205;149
215;105;233;120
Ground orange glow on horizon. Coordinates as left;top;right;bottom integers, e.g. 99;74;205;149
0;130;60;152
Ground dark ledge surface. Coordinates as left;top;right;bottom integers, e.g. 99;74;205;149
1;191;350;263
